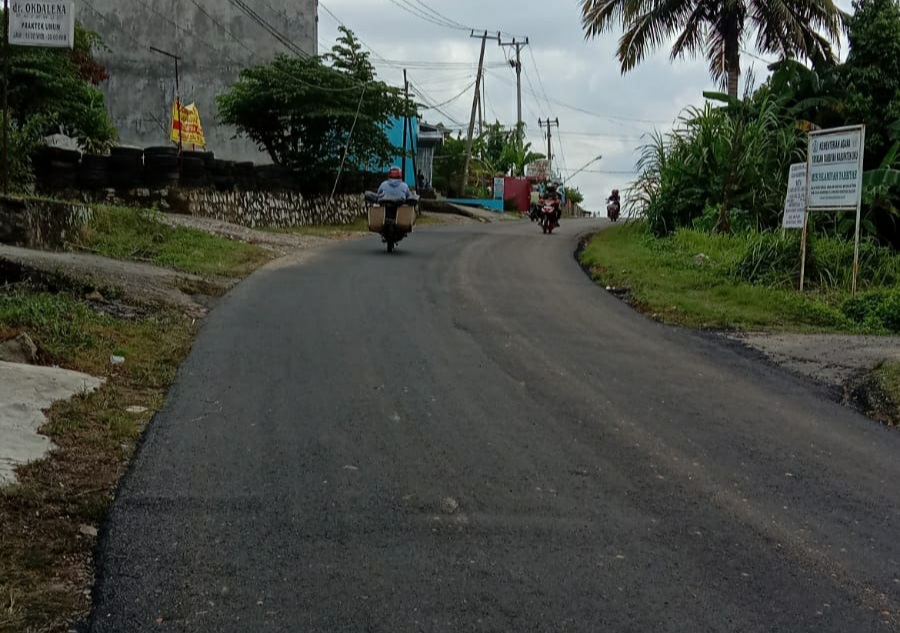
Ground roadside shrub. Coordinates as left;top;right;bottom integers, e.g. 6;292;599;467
842;290;900;333
733;231;803;287
631;97;802;236
810;235;900;289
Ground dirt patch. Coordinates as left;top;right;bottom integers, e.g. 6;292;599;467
728;333;900;387
158;213;339;255
727;332;900;426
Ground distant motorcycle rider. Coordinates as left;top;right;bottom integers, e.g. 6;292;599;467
377;166;411;200
607;189;621;220
545;182;562;226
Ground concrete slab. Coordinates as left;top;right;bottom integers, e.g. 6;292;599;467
0;361;103;486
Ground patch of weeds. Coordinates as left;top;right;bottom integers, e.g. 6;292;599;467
77;206;271;277
579;223;872;333
848;362;900;427
0;286;195;632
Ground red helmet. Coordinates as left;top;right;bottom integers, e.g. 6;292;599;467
388;166;402;179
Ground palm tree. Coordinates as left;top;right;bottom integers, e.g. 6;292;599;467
580;0;844;99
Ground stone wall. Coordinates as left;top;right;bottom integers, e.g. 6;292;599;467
0;197;92;250
184;190;365;229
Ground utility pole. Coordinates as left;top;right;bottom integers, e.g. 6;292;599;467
500;37;529;147
150;46;183;155
463;30;500;196
539;117;559;176
402;68;409;182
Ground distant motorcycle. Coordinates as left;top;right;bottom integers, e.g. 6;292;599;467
365;191;419;253
540;198;558;234
607;200;620;222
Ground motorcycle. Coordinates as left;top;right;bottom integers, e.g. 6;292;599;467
365;191;419;253
607;199;620;222
540;198;559;234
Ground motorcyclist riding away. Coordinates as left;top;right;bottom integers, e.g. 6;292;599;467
377;166;411;200
545;182;562;226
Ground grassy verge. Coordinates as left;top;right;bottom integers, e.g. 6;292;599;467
77;206;271;277
0;287;195;632
580;223;875;332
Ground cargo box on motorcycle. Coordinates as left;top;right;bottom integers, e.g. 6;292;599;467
367;205;416;233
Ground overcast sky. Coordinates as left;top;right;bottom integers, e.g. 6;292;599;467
317;0;854;210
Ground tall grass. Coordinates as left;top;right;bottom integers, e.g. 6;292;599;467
630;96;803;236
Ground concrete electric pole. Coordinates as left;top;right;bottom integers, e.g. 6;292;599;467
538;117;559;176
500;37;529;147
462;30;500;195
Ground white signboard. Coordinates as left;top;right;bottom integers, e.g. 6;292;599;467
807;126;864;210
492;177;504;200
526;159;550;181
782;163;807;229
9;1;75;49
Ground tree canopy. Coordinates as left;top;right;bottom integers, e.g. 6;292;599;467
1;21;116;152
218;27;414;193
580;0;844;98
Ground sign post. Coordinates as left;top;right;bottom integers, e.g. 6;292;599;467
802;125;865;292
782;162;807;231
3;0;75;194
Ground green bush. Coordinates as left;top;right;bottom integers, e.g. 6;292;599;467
842;290;900;333
733;231;803;287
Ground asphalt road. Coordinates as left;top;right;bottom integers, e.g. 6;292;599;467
89;218;900;633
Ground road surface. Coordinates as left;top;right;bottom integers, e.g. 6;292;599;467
89;219;900;633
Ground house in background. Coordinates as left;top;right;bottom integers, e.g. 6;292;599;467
416;122;446;189
374;118;445;190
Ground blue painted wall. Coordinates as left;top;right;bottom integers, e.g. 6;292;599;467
378;117;418;187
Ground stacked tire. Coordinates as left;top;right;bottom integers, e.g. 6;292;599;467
33;147;80;192
78;154;111;190
234;162;255;190
144;146;179;189
211;159;236;190
108;146;144;190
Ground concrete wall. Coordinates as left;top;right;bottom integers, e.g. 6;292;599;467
79;0;317;162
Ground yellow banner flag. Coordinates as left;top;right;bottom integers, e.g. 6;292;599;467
171;101;206;148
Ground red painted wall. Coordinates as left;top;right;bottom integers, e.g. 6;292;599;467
504;177;531;212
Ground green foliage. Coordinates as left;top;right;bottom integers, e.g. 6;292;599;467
432;134;467;197
564;187;584;206
0;289;105;359
841;289;900;332
732;229;900;290
839;0;900;169
579;0;843;98
1;21;116;156
632;96;802;235
78;207;270;277
579;224;854;331
218;27;412;193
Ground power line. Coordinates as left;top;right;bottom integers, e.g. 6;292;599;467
486;69;665;129
226;0;310;58
385;0;469;31
109;0;370;93
408;0;471;30
420;79;477;109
